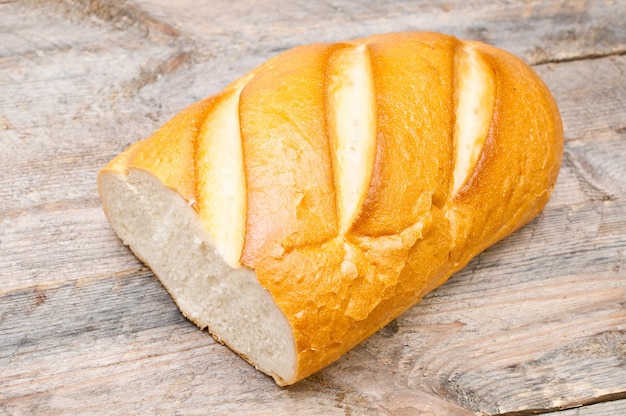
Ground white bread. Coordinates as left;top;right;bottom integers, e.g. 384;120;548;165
98;32;563;385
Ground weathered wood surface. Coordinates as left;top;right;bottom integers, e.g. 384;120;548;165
1;0;625;414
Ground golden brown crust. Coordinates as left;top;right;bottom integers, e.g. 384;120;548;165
350;32;455;237
239;43;341;266
99;32;563;385
445;41;564;270
127;97;216;202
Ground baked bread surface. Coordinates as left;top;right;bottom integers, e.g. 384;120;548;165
98;32;563;385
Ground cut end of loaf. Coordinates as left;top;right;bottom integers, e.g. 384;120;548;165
97;168;297;385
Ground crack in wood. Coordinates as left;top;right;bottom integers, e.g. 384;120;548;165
533;49;626;66
497;392;626;415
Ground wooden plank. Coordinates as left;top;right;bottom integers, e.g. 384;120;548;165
0;0;181;291
1;203;623;414
134;0;626;64
1;0;625;415
551;399;626;416
0;270;472;415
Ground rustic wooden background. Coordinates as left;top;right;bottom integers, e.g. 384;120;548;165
1;0;625;414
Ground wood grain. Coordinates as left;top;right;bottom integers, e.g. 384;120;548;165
1;0;625;414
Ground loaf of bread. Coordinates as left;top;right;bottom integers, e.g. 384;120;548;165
98;32;563;385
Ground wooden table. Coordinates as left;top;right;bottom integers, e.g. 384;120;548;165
1;1;624;414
